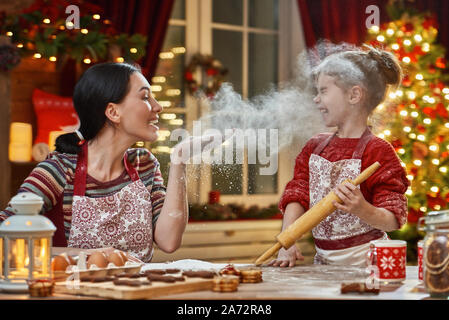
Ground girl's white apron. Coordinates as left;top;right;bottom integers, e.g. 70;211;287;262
309;129;386;267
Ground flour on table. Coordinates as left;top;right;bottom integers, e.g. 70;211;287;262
142;259;251;272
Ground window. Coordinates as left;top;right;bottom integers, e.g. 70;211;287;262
210;0;279;196
147;0;303;206
146;0;187;183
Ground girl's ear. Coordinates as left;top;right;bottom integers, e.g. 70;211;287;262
348;85;364;105
105;102;121;124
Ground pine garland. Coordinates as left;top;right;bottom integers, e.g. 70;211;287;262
0;0;146;66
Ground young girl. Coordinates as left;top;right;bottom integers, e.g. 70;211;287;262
269;46;410;267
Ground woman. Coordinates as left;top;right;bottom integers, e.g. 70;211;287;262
0;62;215;262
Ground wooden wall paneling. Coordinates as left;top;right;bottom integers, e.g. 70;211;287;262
0;36;12;209
0;63;12;209
0;1;68;209
10;57;60;139
4;57;62;205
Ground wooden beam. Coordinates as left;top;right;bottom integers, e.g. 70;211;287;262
0;36;12;209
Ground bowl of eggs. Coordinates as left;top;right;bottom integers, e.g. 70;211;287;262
51;249;143;281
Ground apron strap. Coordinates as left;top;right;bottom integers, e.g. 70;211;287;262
312;133;336;155
312;128;374;158
73;144;141;196
124;152;141;182
351;128;374;159
74;142;88;196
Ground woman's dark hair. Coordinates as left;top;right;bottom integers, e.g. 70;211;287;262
55;62;141;154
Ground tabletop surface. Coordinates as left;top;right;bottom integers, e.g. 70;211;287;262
0;262;431;300
156;265;429;300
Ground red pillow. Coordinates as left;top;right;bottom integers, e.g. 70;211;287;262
32;89;80;145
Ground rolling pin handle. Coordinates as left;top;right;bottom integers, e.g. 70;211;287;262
254;242;282;266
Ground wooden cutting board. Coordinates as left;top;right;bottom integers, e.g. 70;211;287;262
54;275;214;300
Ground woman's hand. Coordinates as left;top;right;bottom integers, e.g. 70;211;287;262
332;182;369;217
266;245;304;268
170;131;234;165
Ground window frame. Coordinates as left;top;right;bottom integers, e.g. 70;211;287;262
161;0;305;206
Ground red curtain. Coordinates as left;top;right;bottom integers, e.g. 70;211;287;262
297;0;448;50
297;0;390;47
90;0;175;78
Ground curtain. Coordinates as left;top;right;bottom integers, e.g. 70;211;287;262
297;0;390;47
91;0;175;78
297;0;449;50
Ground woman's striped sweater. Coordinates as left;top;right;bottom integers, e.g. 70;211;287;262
0;148;166;247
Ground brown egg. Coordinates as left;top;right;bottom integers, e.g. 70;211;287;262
64;253;76;265
118;251;128;263
51;254;75;272
87;251;108;268
107;251;125;267
51;255;69;272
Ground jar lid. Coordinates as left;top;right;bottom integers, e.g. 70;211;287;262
10;192;44;205
422;210;449;226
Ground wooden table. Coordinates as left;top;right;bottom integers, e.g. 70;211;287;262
161;265;429;300
0;265;430;300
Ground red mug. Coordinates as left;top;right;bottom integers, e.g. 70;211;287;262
367;240;407;282
418;240;423;281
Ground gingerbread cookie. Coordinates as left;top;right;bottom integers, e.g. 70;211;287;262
113;279;143;287
240;268;263;283
115;272;131;278
212;275;240;292
143;269;167;275
182;270;216;278
91;276;116;283
127;273;146;279
165;269;181;274
219;264;241;278
80;275;115;282
146;274;177;283
340;282;379;294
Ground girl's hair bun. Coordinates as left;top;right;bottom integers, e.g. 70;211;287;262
365;45;402;88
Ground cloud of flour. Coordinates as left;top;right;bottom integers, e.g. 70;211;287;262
195;51;329;154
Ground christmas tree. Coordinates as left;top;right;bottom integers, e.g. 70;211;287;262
365;7;449;260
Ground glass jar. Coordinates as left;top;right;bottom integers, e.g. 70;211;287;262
418;210;449;298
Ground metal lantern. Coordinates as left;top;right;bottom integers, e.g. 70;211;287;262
0;193;56;292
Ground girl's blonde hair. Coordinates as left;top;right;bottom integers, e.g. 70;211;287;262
311;45;403;113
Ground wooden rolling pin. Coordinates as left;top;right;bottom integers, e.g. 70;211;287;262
254;161;381;266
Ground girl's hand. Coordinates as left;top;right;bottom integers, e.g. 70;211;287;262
266;245;304;268
332;182;368;217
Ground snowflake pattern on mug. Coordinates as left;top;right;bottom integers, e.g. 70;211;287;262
380;256;396;270
375;245;407;280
